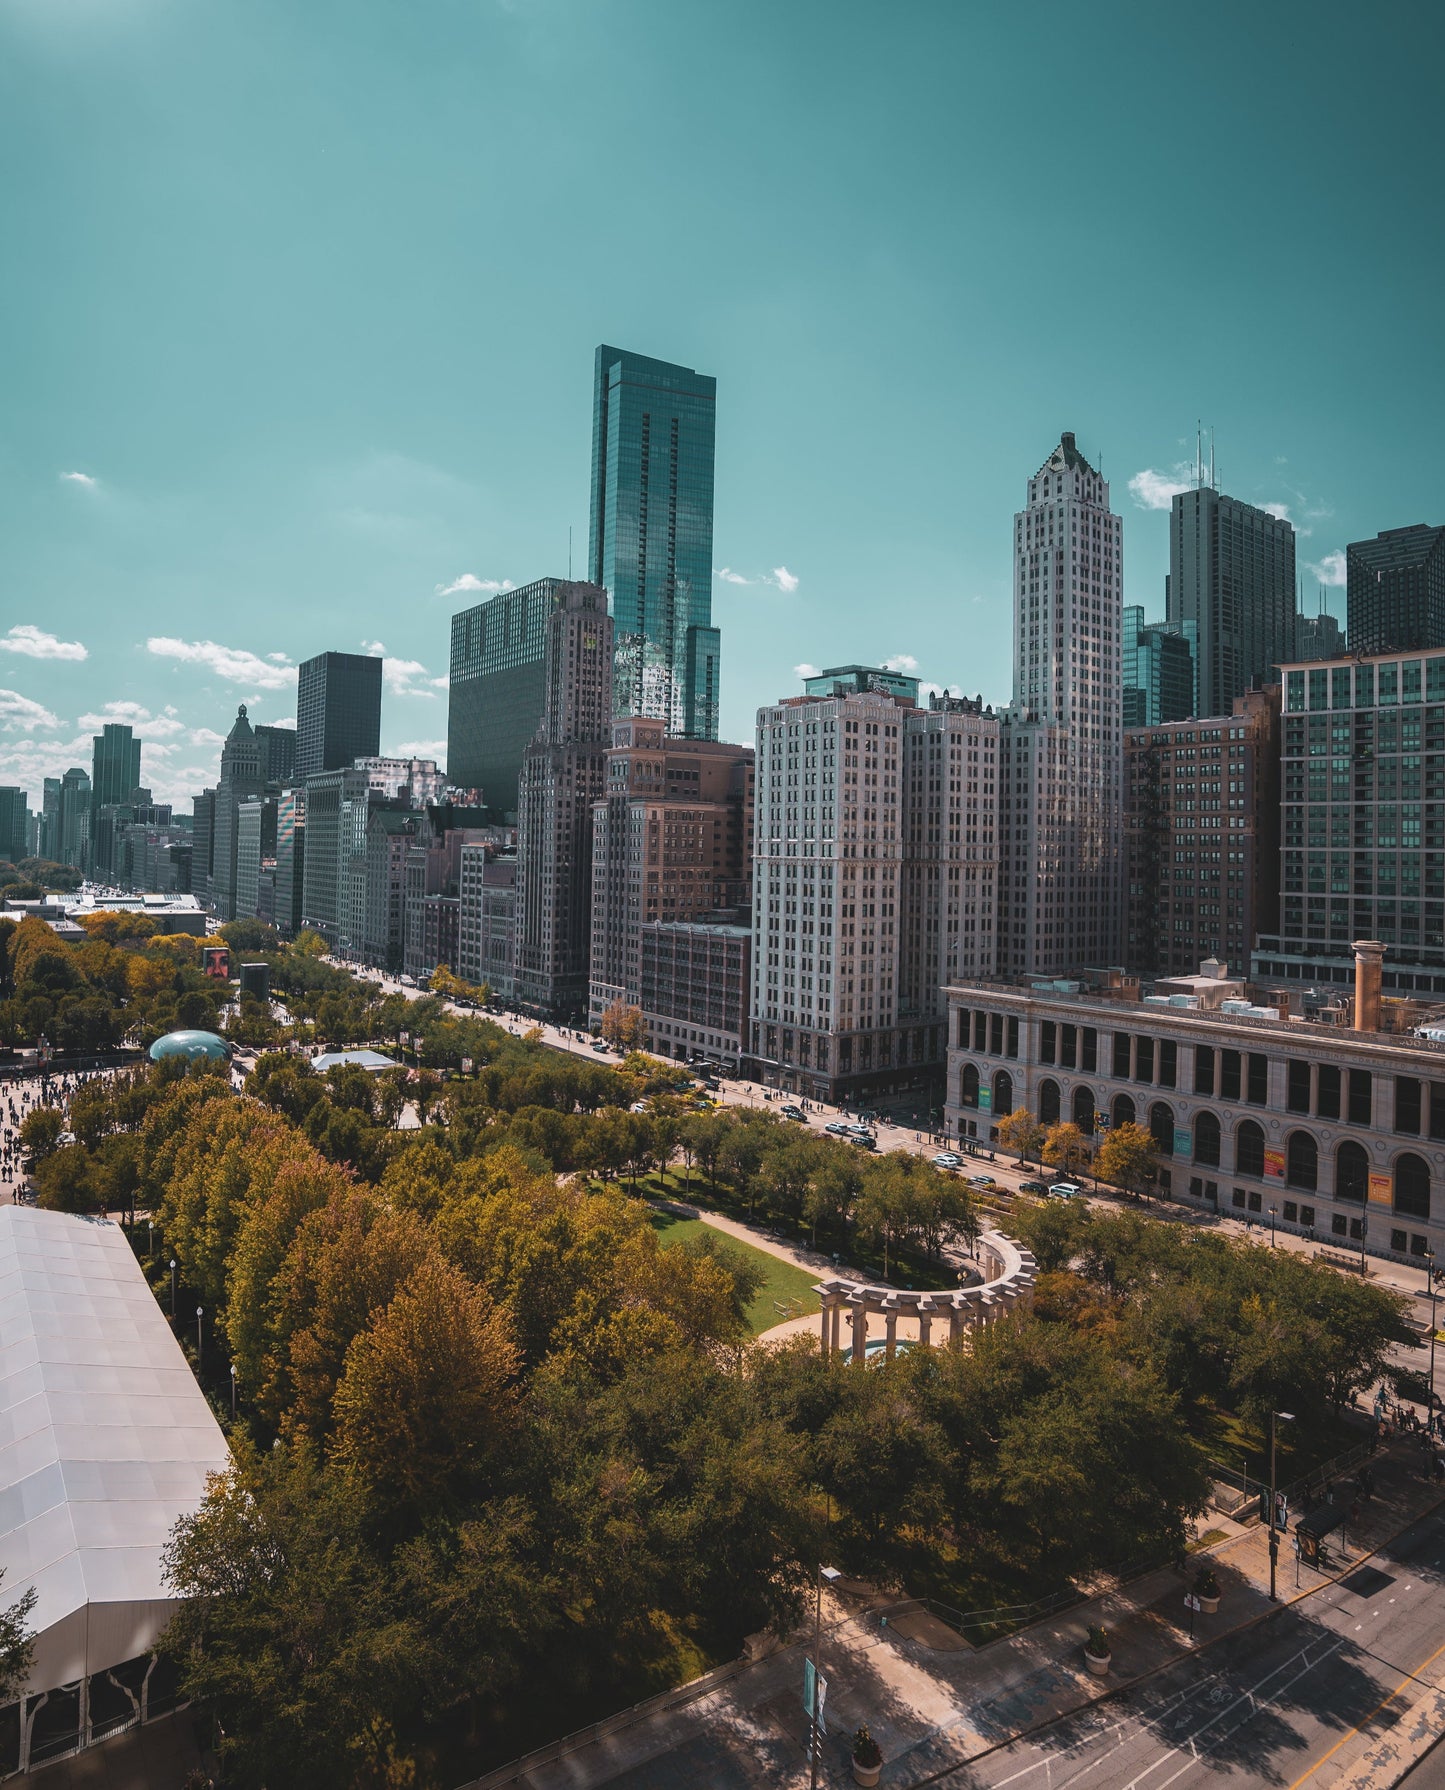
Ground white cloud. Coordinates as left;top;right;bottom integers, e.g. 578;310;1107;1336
59;471;97;489
714;567;753;586
381;657;439;699
1308;550;1348;588
0;624;88;662
272;715;296;730
883;654;919;674
769;566;800;594
146;637;296;690
266;652;291;664
77;701;185;739
0;691;62;733
436;574;513;597
1262;501;1291;523
794;663;822;681
919;681;964;702
1128;466;1194;511
361;639;386;656
188;728;226;748
392;739;446;760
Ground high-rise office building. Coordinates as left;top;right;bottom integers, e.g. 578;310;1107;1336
0;790;27;865
274;788;305;937
1168;485;1295;718
210;707;265;920
514;583;614;1015
234;796;278;921
1124;688;1280;978
1122;607;1194;727
590;345;719;740
447;579;575;814
588;719;754;1029
1256;646;1445;997
90;724;141;812
999;432;1124;978
458;847;517;999
254;724;297;787
296;652;382;780
192;790;216;901
299;766;370;944
56;769;92;873
39;780;60;863
1294;610;1346;662
748;681;999;1102
1346;525;1445;657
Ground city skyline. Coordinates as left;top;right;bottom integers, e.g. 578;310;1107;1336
2;2;1438;809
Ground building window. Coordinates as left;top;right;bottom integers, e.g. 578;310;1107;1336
1395;1076;1423;1136
1136;1036;1155;1083
1221;1050;1242;1101
1287;1060;1311;1114
1039;1077;1061;1124
1081;1026;1097;1073
1072;1084;1095;1131
1247;1054;1269;1105
1286;1130;1318;1191
1040;1020;1056;1065
993;1070;1014;1115
1348;1070;1373;1127
1150;1101;1174;1156
1113;1032;1131;1077
1395;1152;1431;1220
1158;1040;1177;1089
1194;1045;1215;1096
960;1063;979;1107
1194;1110;1221;1167
1007;1016;1020;1060
1113;1092;1136;1129
1061;1024;1077;1069
1317;1064;1341;1121
1236;1119;1266;1178
1335;1139;1368;1204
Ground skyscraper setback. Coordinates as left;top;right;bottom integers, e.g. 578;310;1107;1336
999;432;1124;977
296;652;383;780
1168;485;1295;717
590;345;719;740
1346;524;1445;656
90;724;141;811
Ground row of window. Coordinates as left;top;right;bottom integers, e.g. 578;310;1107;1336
956;1063;1435;1220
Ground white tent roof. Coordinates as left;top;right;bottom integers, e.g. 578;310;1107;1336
0;1209;229;1692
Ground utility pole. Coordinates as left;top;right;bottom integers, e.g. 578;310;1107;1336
1268;1409;1295;1602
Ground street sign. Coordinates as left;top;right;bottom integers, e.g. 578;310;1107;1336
1184;1593;1202;1611
461;1058;473;1074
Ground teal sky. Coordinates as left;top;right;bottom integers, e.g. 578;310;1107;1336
2;0;1442;807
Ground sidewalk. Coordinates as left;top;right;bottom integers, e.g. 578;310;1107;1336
463;1441;1445;1790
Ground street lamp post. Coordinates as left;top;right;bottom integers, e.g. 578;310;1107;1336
196;1306;204;1367
1359;1213;1368;1277
169;1258;177;1318
1268;1409;1295;1602
147;1218;154;1261
230;1362;237;1420
1269;1203;1277;1248
1425;1247;1438;1433
809;1563;841;1790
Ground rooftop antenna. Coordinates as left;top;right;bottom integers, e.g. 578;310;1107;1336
1196;421;1203;489
568;525;573;580
1209;428;1216;492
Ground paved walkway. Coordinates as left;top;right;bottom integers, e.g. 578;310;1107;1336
461;1441;1445;1790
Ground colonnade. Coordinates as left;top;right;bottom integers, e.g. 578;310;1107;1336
815;1229;1036;1363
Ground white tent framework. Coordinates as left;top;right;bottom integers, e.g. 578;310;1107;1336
0;1208;229;1774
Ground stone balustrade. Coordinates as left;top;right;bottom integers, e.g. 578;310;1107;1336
814;1229;1036;1363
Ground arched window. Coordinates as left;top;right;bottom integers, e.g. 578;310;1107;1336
1112;1092;1136;1129
1395;1152;1431;1220
1286;1130;1318;1191
1072;1084;1096;1131
1236;1119;1265;1179
960;1063;979;1108
1194;1110;1221;1168
1149;1101;1175;1156
1038;1078;1061;1124
1336;1140;1368;1204
994;1070;1014;1116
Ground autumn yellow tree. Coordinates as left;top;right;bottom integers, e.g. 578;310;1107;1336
1042;1121;1092;1182
600;999;649;1052
1093;1121;1160;1199
331;1258;519;1515
996;1107;1045;1163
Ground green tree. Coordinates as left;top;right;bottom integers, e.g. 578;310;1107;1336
1042;1121;1091;1181
19;1106;63;1159
1094;1122;1159;1199
996;1107;1045;1163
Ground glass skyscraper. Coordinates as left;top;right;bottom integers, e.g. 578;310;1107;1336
296;652;382;780
589;345;719;740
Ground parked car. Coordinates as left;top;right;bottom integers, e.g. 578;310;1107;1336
1048;1181;1084;1201
780;1104;808;1121
847;1124;875;1140
968;1174;997;1190
629;1101;649;1114
1018;1179;1047;1194
825;1121;852;1137
591;1040;611;1053
931;1152;963;1170
849;1133;877;1151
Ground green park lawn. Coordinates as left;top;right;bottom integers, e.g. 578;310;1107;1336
647;1208;820;1334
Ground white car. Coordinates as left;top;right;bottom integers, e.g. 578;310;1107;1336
1048;1182;1084;1201
931;1152;963;1170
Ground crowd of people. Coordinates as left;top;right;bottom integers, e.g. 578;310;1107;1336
0;1065;108;1200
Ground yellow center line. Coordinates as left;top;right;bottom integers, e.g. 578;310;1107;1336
1286;1636;1445;1790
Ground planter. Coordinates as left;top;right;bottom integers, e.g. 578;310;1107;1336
1197;1594;1219;1614
1084;1649;1112;1676
852;1760;882;1787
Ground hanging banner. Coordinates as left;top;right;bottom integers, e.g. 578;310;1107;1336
1173;1128;1192;1157
1263;1149;1286;1181
1367;1171;1393;1205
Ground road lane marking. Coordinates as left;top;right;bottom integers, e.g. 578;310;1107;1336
1284;1635;1445;1790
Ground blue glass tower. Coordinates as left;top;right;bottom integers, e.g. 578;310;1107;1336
590;345;719;739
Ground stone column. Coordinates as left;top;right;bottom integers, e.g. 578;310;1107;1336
917;1299;933;1349
851;1301;867;1364
884;1303;899;1361
947;1301;963;1349
828;1298;842;1357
